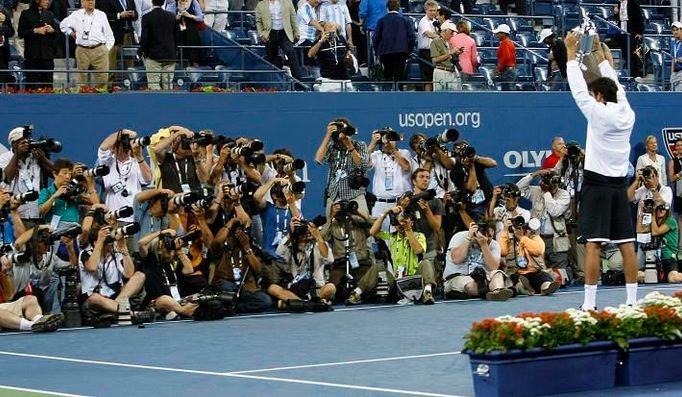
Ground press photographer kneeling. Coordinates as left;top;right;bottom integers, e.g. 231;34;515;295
635;200;682;283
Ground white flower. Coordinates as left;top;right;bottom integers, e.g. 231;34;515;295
565;308;599;326
640;291;682;310
604;305;647;320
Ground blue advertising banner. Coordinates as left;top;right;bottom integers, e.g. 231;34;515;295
1;92;680;215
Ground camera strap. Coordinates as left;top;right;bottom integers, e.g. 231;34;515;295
173;154;189;186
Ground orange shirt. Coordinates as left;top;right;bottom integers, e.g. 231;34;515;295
497;37;516;73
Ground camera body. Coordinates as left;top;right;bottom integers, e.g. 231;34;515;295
22;126;63;154
331;121;357;141
376;128;402;144
41;225;82;244
541;172;562;187
454;143;476;159
566;143;582;161
642;198;655;213
120;134;151;150
283;159;306;173
422;129;459;151
347;169;370;190
336;200;359;215
291;215;327;239
641;166;656;180
162;229;202;251
500;184;521;200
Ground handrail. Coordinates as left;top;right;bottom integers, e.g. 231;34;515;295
592;14;632;77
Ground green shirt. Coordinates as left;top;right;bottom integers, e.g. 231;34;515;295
377;230;427;278
38;184;82;224
430;38;453;70
661;217;679;260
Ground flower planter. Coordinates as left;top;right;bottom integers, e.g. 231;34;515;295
465;341;619;397
617;337;682;386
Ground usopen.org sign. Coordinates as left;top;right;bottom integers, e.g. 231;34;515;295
662;127;682;158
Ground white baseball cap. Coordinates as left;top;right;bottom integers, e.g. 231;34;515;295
672;21;682;29
492;24;511;35
538;28;554;43
7;127;24;145
440;21;457;32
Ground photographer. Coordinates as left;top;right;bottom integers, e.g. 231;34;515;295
405;168;443;257
176;206;213;297
0;189;29;243
0;126;55;222
152;126;208;193
346;205;436;305
210;222;273;313
489;183;530;240
645;201;682;283
498;217;560;295
555;141;585;283
132;188;181;252
97;129;153;220
254;178;302;258
1;254;63;332
138;229;199;319
78;224;148;324
430;21;462;91
315;118;370;216
38;159;98;226
408;132;457;198
208;137;262;187
453;141;496;210
517;169;571;285
444;221;514;301
307;22;351;81
367;128;412;230
13;224;79;314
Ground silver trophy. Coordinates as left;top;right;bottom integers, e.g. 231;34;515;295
573;13;597;71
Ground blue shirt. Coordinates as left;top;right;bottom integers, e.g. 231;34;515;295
38;184;82;224
261;202;291;258
297;2;318;44
133;200;172;253
359;0;387;31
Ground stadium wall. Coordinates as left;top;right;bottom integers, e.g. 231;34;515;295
1;92;680;213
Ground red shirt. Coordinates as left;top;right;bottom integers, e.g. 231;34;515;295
497;37;516;73
542;152;561;169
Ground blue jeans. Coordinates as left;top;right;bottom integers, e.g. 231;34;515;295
215;280;273;313
496;67;518;91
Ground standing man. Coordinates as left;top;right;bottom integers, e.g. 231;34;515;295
373;0;414;84
255;0;302;80
614;0;644;78
565;32;638;310
139;0;177;90
358;0;386;66
319;0;353;50
296;0;322;65
60;0;115;88
430;20;462;91
493;23;516;91
670;21;681;91
538;28;567;91
18;0;58;88
541;136;566;170
417;0;438;91
98;0;138;82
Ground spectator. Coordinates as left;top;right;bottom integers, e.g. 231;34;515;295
98;0;138;81
492;23;516;91
201;0;229;32
10;0;25;59
0;4;14;84
358;0;386;64
430;20;462;91
538;28;567;91
449;20;478;82
140;0;178;90
296;0;322;60
435;8;450;27
614;0;643;78
98;130;153;220
416;0;438;91
635;135;667;186
319;0;353;49
308;22;351;80
255;0;302;80
133;0;154;40
18;0;58;89
168;0;203;67
372;0;414;84
0;127;53;223
59;0;115;88
541;136;566;170
672;21;681;92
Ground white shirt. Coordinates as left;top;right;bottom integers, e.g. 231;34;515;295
636;153;667;186
444;231;501;279
275;239;334;287
0;151;42;219
320;3;352;39
633;184;673;239
370;149;412;198
60;8;116;50
492;206;531;240
269;0;284;31
619;0;629;31
417;15;436;50
567;59;635;177
134;0;154;39
79;249;126;298
516;174;571;235
98;148;150;222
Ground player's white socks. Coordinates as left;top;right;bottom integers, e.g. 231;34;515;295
582;284;597;311
626;283;638;306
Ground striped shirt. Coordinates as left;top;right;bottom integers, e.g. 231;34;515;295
297;1;318;44
319;2;352;39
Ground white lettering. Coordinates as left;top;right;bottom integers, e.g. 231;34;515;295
504;150;552;169
504;151;522;168
397;112;481;129
529;151;546;166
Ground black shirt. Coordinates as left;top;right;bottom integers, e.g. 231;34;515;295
314;35;350;80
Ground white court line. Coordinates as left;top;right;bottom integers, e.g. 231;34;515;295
229;351;462;374
0;351;464;397
0;385;90;397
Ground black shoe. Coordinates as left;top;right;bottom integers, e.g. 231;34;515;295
131;310;155;325
31;313;64;332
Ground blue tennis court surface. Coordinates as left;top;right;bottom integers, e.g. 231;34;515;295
2;285;682;397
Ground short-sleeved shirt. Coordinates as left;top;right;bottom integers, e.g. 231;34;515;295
0;152;42;219
412;197;444;254
78;249;126;298
661;217;679;260
297;1;317;44
38;184;82;224
377;230;426;278
444;231;501;279
370;149;412;198
98;148;149;222
319;3;352;39
430;37;453;70
417;15;436;50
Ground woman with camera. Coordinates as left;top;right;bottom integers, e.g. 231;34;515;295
308;22;351;81
498;217;560;296
643;201;682;283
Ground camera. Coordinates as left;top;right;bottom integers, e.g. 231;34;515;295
451;189;470;204
511;215;526;229
336;200;358;215
224;183;257;198
76;165;111;181
162;229;202;251
409;189;436;205
454;143;476;159
42;225;82;244
541;172;562;187
189;131;217;147
423;129;459;151
283;159;306;173
5;250;30;264
641;166;655;180
120;134;151;150
94;205;134;224
194;195;216;210
348;169;370;190
22;126;63;153
643;198;655;213
284;181;306;195
376;128;402;144
2;190;38;209
331;121;357;141
566;143;582;160
63;180;86;199
476;222;490;234
500;184;520;199
245;152;266;165
171;192;200;207
107;222;141;241
291;215;327;239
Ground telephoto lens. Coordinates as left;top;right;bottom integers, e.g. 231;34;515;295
106;206;134;222
82;165;111;178
283;159;306;173
109;222;141;240
285;181;306;195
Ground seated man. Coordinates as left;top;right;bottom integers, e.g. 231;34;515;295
489;183;530;240
346;205;437;305
444;220;514;301
0;254;63;332
641;200;682;283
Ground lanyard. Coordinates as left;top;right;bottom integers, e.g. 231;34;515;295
275;207;289;232
173;154;189;185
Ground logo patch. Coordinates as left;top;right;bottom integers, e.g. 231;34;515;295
662;127;682;159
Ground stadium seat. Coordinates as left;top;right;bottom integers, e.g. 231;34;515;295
405;59;422;82
125;66;148;90
470;32;486;47
507;17;534;33
187;66;223;88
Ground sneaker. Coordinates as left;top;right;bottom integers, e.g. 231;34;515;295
31;313;64;333
580;305;597;312
485;288;513;302
421;290;435;305
165;311;179;321
541;281;560;296
516;275;535;296
131;310;155;325
345;292;362;306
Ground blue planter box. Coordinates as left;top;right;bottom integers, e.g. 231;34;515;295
617;337;682;386
465;342;619;397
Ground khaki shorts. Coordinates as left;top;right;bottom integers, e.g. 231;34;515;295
0;297;25;317
444;269;509;294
